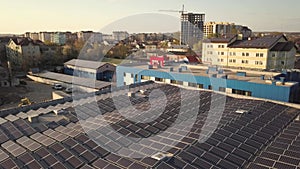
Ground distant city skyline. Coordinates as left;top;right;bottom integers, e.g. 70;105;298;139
1;0;300;34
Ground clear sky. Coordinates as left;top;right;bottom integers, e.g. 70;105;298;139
1;0;299;34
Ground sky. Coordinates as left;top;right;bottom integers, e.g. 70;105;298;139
1;0;300;34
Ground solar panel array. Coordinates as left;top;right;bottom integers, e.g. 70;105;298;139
0;81;298;169
248;120;300;169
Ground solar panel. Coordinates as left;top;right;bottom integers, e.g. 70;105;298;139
1;122;23;140
30;133;55;147
1;140;26;157
16;136;41;151
0;149;9;162
0;158;19;169
17;152;35;165
43;129;69;142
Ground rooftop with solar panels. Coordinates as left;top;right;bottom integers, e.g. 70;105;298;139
0;81;299;169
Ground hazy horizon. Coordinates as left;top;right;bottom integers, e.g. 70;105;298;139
1;0;300;34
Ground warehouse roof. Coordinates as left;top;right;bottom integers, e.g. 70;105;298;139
64;59;115;70
0;81;299;168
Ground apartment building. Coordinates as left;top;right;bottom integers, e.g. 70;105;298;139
202;34;297;70
6;38;41;69
50;32;66;45
181;13;205;46
203;22;252;38
113;31;129;41
38;32;52;42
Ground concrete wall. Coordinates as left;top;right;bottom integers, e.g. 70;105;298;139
27;74;97;93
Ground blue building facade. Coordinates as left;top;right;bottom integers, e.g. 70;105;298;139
117;65;299;103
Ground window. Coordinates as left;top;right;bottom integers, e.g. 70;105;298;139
246;53;249;56
123;72;126;77
177;81;183;85
141;75;150;80
242;60;248;64
233;52;236;56
208;85;213;90
272;53;276;57
210;45;213;48
281;61;285;65
221;52;224;55
232;89;252;96
155;77;164;82
242;53;245;56
229;59;232;63
233;59;236;63
131;74;134;78
219;87;226;92
198;84;204;89
256;53;260;57
260;53;264;57
188;82;197;88
255;61;263;65
221;59;224;62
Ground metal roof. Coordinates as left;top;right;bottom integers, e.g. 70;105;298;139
64;59;114;70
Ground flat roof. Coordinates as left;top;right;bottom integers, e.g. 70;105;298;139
33;71;112;90
120;63;297;86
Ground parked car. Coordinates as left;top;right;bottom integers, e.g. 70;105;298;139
53;83;63;90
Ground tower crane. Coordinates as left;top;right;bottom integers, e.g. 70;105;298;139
159;5;187;45
158;4;186;15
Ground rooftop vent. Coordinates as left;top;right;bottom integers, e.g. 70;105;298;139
151;152;173;161
28;114;39;123
53;109;67;116
235;109;248;114
139;90;146;95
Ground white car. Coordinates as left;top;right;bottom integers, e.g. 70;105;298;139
53;83;63;90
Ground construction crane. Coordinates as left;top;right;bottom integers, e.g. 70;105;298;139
158;4;186;15
158;5;187;45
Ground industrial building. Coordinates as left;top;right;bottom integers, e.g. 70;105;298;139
117;63;300;103
64;59;116;82
0;81;299;168
202;34;297;70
